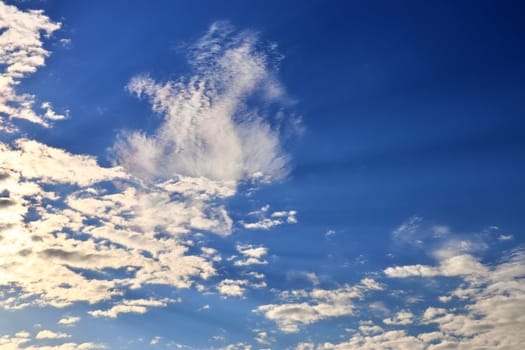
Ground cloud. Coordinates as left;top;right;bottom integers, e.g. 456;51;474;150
382;310;414;326
35;330;70;340
233;243;268;266
0;16;300;321
384;253;487;278
296;330;425;350
256;278;384;333
57;316;81;326
0;1;65;131
88;298;177;318
392;216;423;241
114;21;297;184
216;279;248;297
379;246;525;349
241;205;297;230
217;277;267;298
0;329;105;350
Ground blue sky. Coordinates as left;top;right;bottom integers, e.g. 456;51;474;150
0;0;524;349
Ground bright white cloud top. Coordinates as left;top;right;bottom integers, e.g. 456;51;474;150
0;1;524;349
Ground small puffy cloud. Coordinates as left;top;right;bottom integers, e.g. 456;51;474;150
233;243;268;266
217;279;249;297
324;230;336;238
242;206;297;230
35;330;71;339
236;244;268;258
498;234;513;241
58;316;81;326
382;310;414;325
256;279;381;333
385;254;487;278
150;336;162;345
88;298;177;318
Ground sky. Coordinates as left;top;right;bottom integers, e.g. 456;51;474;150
0;0;524;349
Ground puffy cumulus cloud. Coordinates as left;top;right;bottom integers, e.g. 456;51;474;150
57;316;81;326
88;298;177;318
384;253;487;278
233;243;268;266
217;278;266;298
296;330;425;350
0;330;105;350
382;310;414;326
1;139;127;186
217;279;250;297
377;248;525;349
255;278;384;333
0;138;241;310
35;330;70;340
114;21;298;184
0;1;65;132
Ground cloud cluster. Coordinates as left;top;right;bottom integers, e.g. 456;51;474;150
0;330;104;350
294;233;525;349
114;22;294;184
0;139;235;309
241;204;297;230
0;14;295;330
0;1;65;132
256;278;384;333
88;298;178;318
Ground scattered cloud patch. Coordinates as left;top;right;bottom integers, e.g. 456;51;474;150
88;298;177;318
241;205;297;230
57;316;81;326
256;278;384;333
0;1;65;131
35;330;71;340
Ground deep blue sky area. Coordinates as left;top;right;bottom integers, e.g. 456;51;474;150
1;1;524;349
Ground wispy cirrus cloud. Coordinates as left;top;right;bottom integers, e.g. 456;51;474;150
114;21;298;184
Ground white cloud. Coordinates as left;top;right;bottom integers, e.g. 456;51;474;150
385;254;487;278
150;336;162;345
324;230;336;238
217;279;249;297
380;247;525;349
0;329;105;350
242;206;297;230
57;316;81;326
382;310;414;325
256;278;383;333
297;330;425;350
114;22;297;184
236;243;268;258
35;330;71;340
0;1;64;131
88;298;177;318
233;243;269;266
